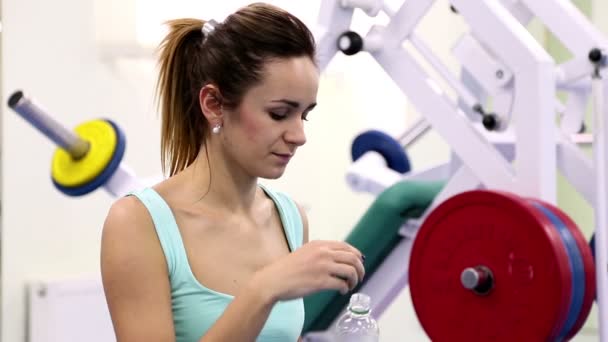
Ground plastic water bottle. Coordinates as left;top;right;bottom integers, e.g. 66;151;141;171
335;293;379;341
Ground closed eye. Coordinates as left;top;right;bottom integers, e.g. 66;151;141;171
270;99;316;117
268;101;317;121
270;112;287;121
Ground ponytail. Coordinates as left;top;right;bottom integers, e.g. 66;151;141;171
156;18;208;176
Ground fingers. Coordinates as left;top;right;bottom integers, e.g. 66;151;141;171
324;276;350;295
321;240;363;260
332;250;365;282
329;263;360;292
305;240;366;295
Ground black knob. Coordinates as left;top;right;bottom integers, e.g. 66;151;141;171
337;31;363;56
579;122;587;134
8;90;24;108
589;48;603;63
450;4;458;14
482;113;498;131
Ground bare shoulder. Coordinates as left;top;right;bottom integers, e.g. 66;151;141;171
101;194;164;272
100;194;165;284
103;195;153;234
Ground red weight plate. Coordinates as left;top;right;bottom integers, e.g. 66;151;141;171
409;190;572;342
529;198;596;340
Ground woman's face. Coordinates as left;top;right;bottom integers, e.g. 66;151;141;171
220;56;319;179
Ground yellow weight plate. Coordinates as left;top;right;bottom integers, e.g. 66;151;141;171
51;119;117;187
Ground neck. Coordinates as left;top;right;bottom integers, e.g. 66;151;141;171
178;145;260;214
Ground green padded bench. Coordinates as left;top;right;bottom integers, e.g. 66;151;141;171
302;180;444;334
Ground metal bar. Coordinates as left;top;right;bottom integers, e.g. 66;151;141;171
396;117;431;148
592;73;608;342
8;90;89;160
409;33;480;109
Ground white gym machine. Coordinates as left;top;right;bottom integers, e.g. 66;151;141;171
303;0;608;341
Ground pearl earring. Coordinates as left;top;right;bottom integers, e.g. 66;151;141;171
212;124;221;134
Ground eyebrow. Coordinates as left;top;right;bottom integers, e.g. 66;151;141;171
271;99;317;110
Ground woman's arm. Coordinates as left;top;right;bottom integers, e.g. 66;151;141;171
198;278;276;341
101;197;176;342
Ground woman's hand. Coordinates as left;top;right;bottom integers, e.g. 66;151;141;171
250;240;365;302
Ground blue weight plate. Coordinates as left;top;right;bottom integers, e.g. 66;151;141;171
533;200;595;341
351;130;411;173
530;202;585;341
53;119;126;197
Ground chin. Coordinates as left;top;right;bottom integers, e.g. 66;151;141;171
259;167;287;179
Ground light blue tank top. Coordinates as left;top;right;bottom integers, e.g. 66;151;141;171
129;184;305;342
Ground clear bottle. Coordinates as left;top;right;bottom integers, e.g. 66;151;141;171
335;293;379;342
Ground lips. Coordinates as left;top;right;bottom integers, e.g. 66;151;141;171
272;152;293;162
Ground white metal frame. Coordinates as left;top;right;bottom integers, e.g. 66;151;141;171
305;0;608;341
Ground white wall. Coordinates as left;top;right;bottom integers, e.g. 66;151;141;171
1;0;163;341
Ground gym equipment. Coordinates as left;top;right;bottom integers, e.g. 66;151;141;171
592;233;597;260
350;129;411;173
304;0;608;341
409;190;595;341
8;90;144;197
51;119;126;196
531;199;596;340
346;117;432;194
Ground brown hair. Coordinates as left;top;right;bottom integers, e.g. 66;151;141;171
156;3;316;176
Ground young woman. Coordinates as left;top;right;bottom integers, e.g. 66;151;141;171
101;3;365;342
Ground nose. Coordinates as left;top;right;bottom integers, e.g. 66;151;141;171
284;118;307;147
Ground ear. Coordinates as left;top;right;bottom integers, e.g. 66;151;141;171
199;84;224;125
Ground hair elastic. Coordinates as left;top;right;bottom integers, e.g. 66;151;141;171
202;19;219;42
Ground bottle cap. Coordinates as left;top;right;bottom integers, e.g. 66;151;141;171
349;293;371;314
